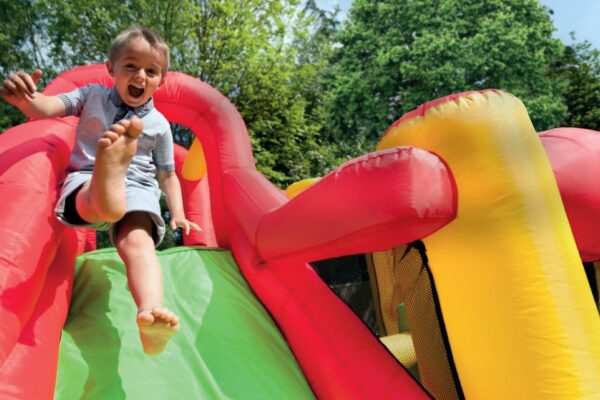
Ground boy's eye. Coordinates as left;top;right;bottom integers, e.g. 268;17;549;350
147;69;157;76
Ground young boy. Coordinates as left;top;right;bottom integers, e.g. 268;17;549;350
0;26;200;355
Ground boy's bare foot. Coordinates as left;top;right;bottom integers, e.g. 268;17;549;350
137;307;180;356
86;117;143;221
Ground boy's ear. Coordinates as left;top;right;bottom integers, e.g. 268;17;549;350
106;60;114;76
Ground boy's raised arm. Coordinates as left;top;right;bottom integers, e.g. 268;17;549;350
1;69;66;119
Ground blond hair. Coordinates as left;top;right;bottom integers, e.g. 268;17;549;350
108;25;170;75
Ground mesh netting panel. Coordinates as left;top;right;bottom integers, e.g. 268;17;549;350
313;249;600;400
312;244;463;400
367;243;462;400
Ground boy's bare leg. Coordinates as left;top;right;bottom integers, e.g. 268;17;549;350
116;212;180;356
76;117;143;224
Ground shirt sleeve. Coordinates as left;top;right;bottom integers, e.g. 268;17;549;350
154;123;176;172
56;85;95;116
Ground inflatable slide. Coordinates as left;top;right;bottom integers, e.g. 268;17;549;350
0;65;599;399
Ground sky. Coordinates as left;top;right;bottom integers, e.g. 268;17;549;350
316;0;600;50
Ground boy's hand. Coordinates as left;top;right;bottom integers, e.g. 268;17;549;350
170;216;202;236
1;69;43;106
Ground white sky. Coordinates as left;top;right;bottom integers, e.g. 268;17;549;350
316;0;600;50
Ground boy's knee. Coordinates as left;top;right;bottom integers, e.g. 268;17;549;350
99;207;127;223
117;228;154;253
115;212;155;249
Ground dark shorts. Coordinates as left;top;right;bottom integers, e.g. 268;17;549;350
55;171;166;246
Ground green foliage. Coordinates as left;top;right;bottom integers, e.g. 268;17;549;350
325;0;568;155
0;0;340;188
0;0;44;129
551;37;600;130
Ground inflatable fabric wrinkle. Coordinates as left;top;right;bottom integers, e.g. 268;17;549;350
222;168;286;251
0;98;76;367
0;231;62;349
0;230;88;399
383;89;500;138
223;172;262;248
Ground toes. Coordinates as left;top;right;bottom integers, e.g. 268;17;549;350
137;310;155;325
127;117;143;138
97;130;120;148
111;118;142;139
152;307;170;318
166;312;179;326
109;122;127;136
104;130;120;141
97;137;113;148
151;307;179;325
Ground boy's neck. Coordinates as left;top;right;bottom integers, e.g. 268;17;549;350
109;87;154;118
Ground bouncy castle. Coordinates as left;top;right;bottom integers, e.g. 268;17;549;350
0;64;599;399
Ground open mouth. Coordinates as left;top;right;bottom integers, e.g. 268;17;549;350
128;85;144;98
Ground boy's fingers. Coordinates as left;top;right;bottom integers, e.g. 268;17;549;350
18;71;37;93
191;223;202;232
10;73;30;95
31;69;43;85
2;79;24;100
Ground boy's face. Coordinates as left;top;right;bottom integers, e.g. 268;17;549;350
106;38;166;107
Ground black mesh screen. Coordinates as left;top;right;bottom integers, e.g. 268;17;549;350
584;262;600;312
312;255;378;334
311;242;463;400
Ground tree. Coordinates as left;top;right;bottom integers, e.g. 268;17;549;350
0;0;343;248
551;37;600;130
325;0;567;155
0;0;49;129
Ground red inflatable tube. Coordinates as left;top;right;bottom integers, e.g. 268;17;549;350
256;147;457;262
223;147;455;399
540;127;600;262
0;230;78;399
0;119;74;365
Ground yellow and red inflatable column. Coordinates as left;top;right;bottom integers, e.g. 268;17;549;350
377;90;600;399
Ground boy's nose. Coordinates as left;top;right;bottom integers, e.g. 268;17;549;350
135;69;146;81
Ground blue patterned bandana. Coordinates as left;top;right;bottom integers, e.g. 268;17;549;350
109;87;154;123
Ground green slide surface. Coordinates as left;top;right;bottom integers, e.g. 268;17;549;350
55;247;314;400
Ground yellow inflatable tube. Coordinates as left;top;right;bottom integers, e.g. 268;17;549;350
284;178;321;199
182;138;207;181
377;91;600;399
